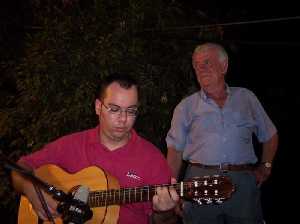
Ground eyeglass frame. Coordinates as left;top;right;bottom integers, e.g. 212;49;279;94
101;102;139;117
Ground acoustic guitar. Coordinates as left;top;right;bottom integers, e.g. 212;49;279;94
18;164;234;224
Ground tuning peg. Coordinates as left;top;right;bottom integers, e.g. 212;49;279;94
193;198;202;205
215;198;224;204
205;198;213;204
204;189;208;196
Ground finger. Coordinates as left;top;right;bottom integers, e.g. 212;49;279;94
181;200;185;209
154;188;172;210
169;179;179;202
171;177;177;184
175;204;183;217
36;198;59;219
168;187;179;202
155;186;162;194
157;186;169;196
37;210;48;221
152;195;160;211
49;204;59;216
46;197;59;215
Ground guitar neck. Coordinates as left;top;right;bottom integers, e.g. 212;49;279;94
86;175;233;207
88;183;184;207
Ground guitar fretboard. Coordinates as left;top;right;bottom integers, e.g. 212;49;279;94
88;183;184;207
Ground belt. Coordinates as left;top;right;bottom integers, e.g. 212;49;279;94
188;162;255;171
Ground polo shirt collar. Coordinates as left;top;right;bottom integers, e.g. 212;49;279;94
87;125;138;149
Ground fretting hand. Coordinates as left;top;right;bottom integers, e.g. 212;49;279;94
152;178;179;211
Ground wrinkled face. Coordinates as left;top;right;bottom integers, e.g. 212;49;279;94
95;82;138;143
192;47;227;93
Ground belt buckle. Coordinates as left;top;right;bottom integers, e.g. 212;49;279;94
219;163;229;172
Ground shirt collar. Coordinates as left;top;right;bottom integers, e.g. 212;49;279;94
199;84;230;101
87;125;137;149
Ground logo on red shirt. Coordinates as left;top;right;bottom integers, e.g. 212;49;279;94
126;171;141;180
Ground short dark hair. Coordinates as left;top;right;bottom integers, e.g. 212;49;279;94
98;73;138;100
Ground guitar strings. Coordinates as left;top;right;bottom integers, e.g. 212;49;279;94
87;180;231;206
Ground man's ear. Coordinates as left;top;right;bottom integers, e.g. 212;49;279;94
95;99;102;115
221;59;228;75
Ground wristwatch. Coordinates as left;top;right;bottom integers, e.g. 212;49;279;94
261;162;272;168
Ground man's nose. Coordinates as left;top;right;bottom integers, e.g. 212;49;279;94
118;110;128;122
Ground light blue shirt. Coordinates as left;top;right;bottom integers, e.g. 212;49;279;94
166;87;277;165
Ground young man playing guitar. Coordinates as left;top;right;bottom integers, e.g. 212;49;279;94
11;74;180;224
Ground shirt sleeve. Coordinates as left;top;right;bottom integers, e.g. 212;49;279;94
19;136;79;170
247;90;277;142
19;141;62;169
166;100;190;151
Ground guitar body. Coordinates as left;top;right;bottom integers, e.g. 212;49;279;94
18;165;120;224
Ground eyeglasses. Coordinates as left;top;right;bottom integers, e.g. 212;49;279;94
102;103;138;117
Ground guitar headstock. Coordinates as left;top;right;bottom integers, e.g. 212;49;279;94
181;175;235;205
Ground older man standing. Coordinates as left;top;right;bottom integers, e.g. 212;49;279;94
167;43;278;224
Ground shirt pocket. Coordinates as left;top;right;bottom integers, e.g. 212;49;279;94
231;112;255;144
190;112;218;134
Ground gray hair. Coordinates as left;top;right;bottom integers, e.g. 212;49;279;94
193;43;228;62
